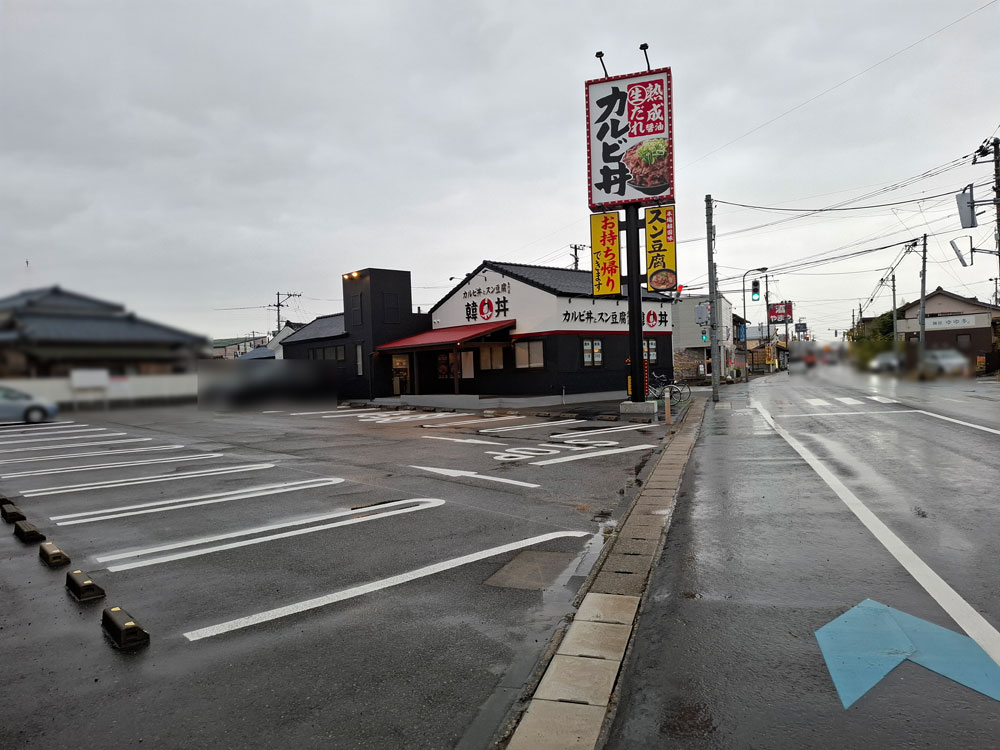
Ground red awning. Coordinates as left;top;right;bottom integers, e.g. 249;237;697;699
377;319;515;351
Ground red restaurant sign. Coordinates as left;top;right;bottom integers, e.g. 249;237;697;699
768;301;794;324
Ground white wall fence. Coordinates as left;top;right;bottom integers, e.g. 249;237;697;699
0;373;198;406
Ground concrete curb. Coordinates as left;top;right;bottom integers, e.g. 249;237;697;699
497;397;708;750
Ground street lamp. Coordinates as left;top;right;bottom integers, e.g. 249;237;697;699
743;266;768;383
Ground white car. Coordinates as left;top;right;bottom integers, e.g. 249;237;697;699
0;386;60;423
920;350;969;377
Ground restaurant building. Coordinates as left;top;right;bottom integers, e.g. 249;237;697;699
282;262;674;402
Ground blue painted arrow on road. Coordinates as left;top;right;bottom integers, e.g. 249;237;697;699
815;599;1000;708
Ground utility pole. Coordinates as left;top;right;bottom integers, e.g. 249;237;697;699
851;308;855;339
706;195;720;402
919;234;928;365
993;138;1000;282
891;274;899;356
990;277;1000;307
763;274;770;372
269;292;302;336
570;244;585;271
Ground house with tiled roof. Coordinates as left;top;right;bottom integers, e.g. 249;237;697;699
0;286;208;377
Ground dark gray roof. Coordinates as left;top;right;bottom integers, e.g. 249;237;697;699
0;286;124;313
281;313;346;344
238;346;276;359
12;311;206;346
430;261;670;313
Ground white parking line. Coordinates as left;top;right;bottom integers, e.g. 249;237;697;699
101;497;441;572
753;399;1000;668
776;410;918;418
0;444;182;465
479;419;584;433
0;438;152;454
52;478;342;525
409;465;540;488
0;428;112;446
529;444;656;465
291;408;378;416
0;420;76;429
549;423;655;439
805;398;830;406
422;416;526;428
0;453;224;479
322;411;397;419
834;397;863;405
421;436;508;446
22;463;274;497
182;530;589;641
867;395;899;403
0;423;86;434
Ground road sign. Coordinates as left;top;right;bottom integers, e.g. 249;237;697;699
795;322;807;332
815;599;1000;709
694;302;710;325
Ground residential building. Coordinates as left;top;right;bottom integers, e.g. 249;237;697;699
671;294;735;380
0;286;207;377
896;287;1000;371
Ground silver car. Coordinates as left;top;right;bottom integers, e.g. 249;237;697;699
0;386;60;423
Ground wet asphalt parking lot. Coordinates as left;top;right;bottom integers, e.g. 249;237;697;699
0;403;667;749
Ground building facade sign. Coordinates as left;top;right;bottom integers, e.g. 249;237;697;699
590;212;621;296
897;313;990;332
644;205;676;291
586;68;674;210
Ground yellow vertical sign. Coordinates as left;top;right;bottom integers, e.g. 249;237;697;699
590;212;621;296
644;205;677;292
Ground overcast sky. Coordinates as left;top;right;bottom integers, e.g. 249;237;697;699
2;0;998;342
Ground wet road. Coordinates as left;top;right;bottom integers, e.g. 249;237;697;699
0;404;665;749
608;368;1000;748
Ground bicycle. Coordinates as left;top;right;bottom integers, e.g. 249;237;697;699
647;374;691;406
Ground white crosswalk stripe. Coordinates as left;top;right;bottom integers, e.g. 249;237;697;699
805;398;830;406
866;395;899;403
834;397;863;405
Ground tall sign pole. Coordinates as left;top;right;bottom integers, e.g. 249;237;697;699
706;195;720;402
625;205;645;403
919;233;928;365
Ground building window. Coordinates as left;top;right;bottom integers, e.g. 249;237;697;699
336;345;345;361
956;334;971;348
480;345;504;370
514;340;544;369
644;338;657;364
350;294;363;326
308;347;321;360
583;339;603;367
383;292;400;324
355;343;363;375
324;346;337;360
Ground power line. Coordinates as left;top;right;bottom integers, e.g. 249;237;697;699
714;188;969;213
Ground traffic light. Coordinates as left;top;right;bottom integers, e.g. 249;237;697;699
701;329;708;342
751;279;760;301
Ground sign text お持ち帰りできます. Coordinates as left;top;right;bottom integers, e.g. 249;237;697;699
586;68;674;210
590;212;621;296
644;205;676;292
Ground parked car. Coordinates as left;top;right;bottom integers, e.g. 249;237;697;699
869;352;903;373
920;349;969;377
0;386;60;423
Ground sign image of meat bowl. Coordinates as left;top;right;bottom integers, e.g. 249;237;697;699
586;67;674;210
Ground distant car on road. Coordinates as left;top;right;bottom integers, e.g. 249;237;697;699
869;352;903;373
787;358;807;375
0;386;59;423
920;349;969;377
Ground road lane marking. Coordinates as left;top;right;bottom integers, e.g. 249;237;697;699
51;478;340;525
867;395;899;403
479;419;585;433
23;463;273;497
753;400;1000;668
0;445;182;465
422;416;526;428
776;410;919;418
0;428;113;445
101;496;434;572
0;438;152;454
834;397;863;405
409;465;540;487
914;410;1000;436
421;436;508;446
0;453;224;478
362;412;470;423
322;411;397;419
549;424;655;439
806;398;830;406
182;530;589;641
529;444;655;465
0;423;88;434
